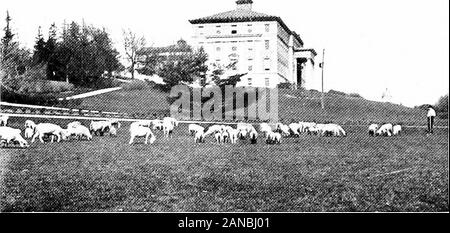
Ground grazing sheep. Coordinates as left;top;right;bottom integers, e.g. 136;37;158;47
248;129;258;144
129;125;156;145
194;129;205;143
0;126;29;148
0;115;9;126
277;124;291;137
25;120;36;129
300;122;316;133
266;131;281;144
320;124;346;137
31;123;66;143
221;130;229;143
67;121;82;129
24;127;34;139
214;131;223;144
162;120;174;138
188;124;204;135
376;123;393;137
227;129;239;144
288;123;301;137
109;126;117;137
64;125;92;141
393;125;402;136
89;120;111;136
259;123;274;137
238;128;248;139
163;117;178;128
204;125;222;137
368;124;379;136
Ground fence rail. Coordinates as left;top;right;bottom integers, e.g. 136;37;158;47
1;102;448;128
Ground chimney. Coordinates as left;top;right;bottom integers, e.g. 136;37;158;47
236;0;253;11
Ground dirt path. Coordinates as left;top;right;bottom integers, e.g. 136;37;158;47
58;87;122;100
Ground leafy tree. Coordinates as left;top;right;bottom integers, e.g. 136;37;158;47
123;29;146;79
436;94;448;113
157;46;208;89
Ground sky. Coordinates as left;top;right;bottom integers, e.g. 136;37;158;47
1;0;448;107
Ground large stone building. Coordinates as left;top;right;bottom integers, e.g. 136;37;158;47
189;0;317;89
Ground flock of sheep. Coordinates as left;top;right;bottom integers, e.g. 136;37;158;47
0;114;403;148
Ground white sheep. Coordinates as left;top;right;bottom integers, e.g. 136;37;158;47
0;115;9;126
393;125;402;136
188;124;204;135
277;124;291;137
321;124;346;137
376;123;393;137
214;131;223;143
129;124;156;145
162;119;174;138
221;130;229;143
259;123;273;137
228;129;239;144
0;126;29;148
64;125;93;140
368;124;379;136
194;129;205;143
266;131;281;144
288;123;301;137
67;121;82;129
248;129;258;144
25;120;36;129
89;120;111;136
24;127;34;139
204;125;222;137
31;123;66;143
163;117;178;128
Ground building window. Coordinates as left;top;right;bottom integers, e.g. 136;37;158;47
265;24;270;32
248;78;252;86
216;59;221;63
231;30;237;34
248;47;253;51
265;40;270;50
232;25;237;27
216;25;221;28
265;78;270;86
264;57;270;71
199;26;204;28
248;65;253;71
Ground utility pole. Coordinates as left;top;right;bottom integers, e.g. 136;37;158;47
321;49;325;109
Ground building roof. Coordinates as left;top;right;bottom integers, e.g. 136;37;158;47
139;39;192;55
189;6;304;46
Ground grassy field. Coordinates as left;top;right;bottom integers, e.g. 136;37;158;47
0;118;447;212
78;86;447;126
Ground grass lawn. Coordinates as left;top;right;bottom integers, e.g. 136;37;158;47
0;118;447;212
78;86;447;126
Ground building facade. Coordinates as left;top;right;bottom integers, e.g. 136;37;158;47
189;0;317;89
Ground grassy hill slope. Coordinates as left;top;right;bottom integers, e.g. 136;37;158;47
78;85;445;126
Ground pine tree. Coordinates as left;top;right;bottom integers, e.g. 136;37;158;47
32;26;47;65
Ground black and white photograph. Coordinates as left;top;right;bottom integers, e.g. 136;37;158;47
0;0;448;221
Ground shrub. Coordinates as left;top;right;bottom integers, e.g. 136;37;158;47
277;82;294;89
328;89;347;96
348;93;363;98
